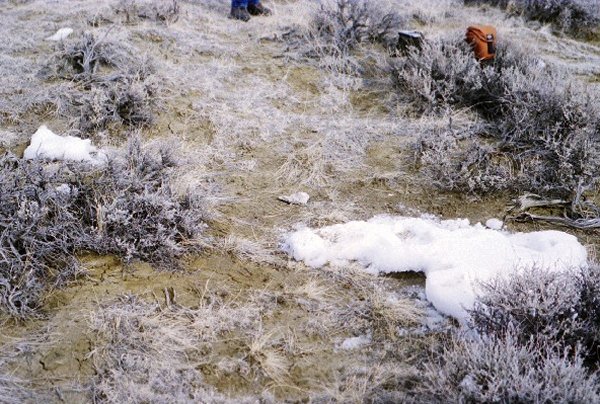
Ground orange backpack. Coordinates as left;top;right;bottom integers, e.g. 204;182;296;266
466;25;497;61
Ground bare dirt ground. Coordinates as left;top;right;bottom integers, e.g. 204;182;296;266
1;0;600;402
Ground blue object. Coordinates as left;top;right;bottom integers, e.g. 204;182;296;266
231;0;260;7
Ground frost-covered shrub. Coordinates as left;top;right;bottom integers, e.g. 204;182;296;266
0;140;204;318
41;32;138;81
0;154;89;317
113;0;180;24
465;0;600;39
89;138;205;266
418;127;514;194
417;332;600;403
390;37;600;196
42;33;160;134
306;0;406;56
61;71;160;133
470;266;600;369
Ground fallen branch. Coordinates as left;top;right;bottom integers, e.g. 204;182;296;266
514;213;600;230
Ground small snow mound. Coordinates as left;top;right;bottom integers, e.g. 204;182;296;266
45;28;73;41
24;125;106;163
339;335;371;350
485;218;503;230
278;192;310;205
282;215;587;321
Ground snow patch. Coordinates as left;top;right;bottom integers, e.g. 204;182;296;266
45;28;73;41
282;215;587;321
24;125;106;164
485;218;503;230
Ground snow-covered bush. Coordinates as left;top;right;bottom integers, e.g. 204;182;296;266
0;140;205;318
416;332;600;403
465;0;600;39
390;38;600;196
470;266;600;369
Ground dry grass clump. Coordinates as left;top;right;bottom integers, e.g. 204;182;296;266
0;139;205;318
465;0;600;39
415;331;600;403
311;364;414;403
389;37;600;197
0;375;50;404
88;294;259;403
338;284;423;341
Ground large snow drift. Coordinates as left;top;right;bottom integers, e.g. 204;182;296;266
282;216;587;321
24;125;106;163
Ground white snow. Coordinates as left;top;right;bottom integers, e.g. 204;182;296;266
24;125;106;164
485;218;503;230
339;335;371;350
282;215;587;321
45;28;73;41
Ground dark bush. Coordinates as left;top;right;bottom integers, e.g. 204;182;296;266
390;37;600;196
464;0;600;39
0;139;205;318
307;0;406;56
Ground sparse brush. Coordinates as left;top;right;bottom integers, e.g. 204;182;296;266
465;0;600;39
470;266;600;369
0;139;205;318
60;71;160;134
41;32;138;81
418;125;514;194
113;0;180;24
415;331;600;403
287;0;406;74
40;32;160;135
310;0;406;54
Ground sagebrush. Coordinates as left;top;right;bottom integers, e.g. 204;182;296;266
465;0;600;38
388;37;600;197
0;139;204;318
470;266;600;369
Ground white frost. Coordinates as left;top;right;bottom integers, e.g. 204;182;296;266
339;335;371;350
45;28;73;41
282;215;587;321
24;125;106;163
